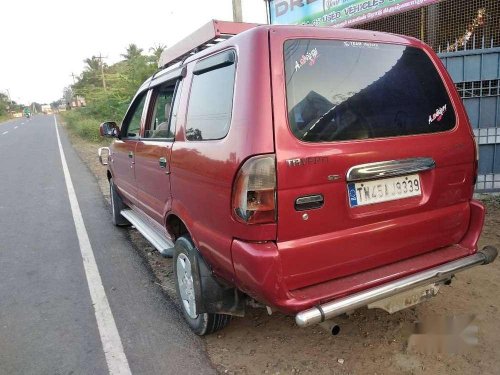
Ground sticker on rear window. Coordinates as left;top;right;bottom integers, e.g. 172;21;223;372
343;41;379;49
428;104;447;124
294;48;319;72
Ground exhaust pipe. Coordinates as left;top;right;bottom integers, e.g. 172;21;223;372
319;321;341;336
479;246;498;264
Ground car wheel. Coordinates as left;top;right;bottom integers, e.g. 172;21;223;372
174;235;231;335
109;178;130;226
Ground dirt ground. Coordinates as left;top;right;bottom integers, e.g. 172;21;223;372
65;126;500;375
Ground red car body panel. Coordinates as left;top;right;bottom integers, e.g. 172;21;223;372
134;140;173;223
168;29;276;281
112;139;139;205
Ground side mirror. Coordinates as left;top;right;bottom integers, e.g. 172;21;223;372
99;121;120;138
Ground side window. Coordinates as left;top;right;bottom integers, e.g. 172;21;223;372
186;52;236;141
145;80;183;139
122;93;147;138
146;83;175;139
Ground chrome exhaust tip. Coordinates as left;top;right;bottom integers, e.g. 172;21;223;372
479;246;498;264
319;321;341;336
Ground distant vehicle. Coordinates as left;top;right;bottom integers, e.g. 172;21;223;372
23;108;31;118
98;21;497;336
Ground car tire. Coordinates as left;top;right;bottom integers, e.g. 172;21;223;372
109;178;130;226
174;235;231;335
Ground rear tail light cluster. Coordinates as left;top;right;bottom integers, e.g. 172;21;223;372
232;155;276;224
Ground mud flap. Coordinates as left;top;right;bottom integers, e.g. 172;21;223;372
192;248;246;317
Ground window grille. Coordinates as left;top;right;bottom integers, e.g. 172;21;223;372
354;0;500;52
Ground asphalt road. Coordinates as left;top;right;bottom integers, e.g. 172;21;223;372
0;115;215;374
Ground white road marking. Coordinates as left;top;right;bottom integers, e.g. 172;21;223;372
14;126;18;129
2;131;8;135
53;116;132;375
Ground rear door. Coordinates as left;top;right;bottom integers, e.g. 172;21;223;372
270;29;476;290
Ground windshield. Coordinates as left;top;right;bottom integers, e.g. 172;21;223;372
284;39;455;142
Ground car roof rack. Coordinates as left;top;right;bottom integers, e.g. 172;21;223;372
158;20;259;69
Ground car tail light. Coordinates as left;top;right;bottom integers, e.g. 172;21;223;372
232;155;276;224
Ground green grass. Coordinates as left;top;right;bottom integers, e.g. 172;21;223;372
60;110;105;143
0;114;10;123
478;193;500;209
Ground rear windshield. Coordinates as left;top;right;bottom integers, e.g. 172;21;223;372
284;39;455;142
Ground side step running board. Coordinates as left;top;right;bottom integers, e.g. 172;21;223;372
120;209;175;257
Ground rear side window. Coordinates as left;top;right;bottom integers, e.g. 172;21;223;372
284;39;456;143
186;51;236;141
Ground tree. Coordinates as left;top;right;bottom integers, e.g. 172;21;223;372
68;43;161;120
0;93;9;117
121;44;144;61
84;56;101;72
63;87;73;107
149;44;166;65
73;56;105;92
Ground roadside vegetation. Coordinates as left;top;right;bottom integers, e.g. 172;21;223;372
0;93;25;123
60;44;164;142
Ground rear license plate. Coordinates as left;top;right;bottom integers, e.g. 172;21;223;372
367;283;440;314
347;174;422;207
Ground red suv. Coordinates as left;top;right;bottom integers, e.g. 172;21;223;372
99;21;497;335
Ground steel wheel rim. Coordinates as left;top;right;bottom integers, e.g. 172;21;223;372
177;253;197;319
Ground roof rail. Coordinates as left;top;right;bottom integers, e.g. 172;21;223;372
158;20;259;69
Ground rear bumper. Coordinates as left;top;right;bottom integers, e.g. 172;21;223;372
296;246;497;327
231;200;490;317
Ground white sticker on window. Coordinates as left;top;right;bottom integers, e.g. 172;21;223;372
294;48;319;72
343;41;379;49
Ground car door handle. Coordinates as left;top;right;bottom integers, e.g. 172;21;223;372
159;157;168;168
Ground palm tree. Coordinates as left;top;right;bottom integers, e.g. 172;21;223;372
121;44;144;60
149;44;166;64
83;57;101;73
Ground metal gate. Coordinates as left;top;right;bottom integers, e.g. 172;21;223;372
439;46;500;192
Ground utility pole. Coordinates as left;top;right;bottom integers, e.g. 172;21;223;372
70;73;77;85
232;0;242;22
264;0;271;24
94;53;108;91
